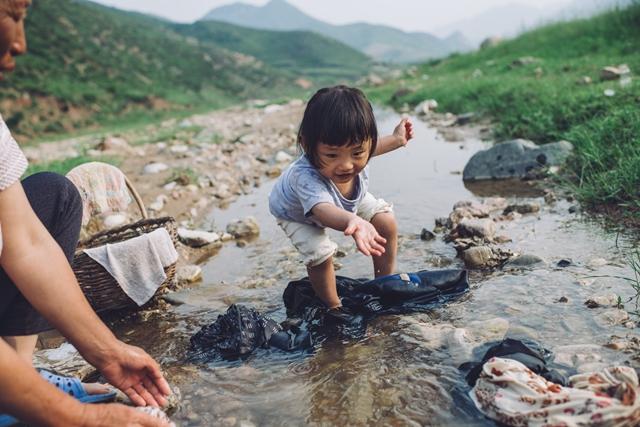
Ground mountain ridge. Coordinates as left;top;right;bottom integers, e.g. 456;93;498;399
202;0;472;63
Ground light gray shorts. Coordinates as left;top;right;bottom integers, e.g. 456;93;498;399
278;192;393;267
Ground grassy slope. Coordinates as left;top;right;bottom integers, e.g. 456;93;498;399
368;4;640;217
1;0;370;140
177;21;371;81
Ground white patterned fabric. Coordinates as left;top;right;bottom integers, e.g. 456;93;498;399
471;357;640;427
0;114;29;257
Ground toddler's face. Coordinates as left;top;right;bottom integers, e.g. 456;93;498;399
316;139;371;185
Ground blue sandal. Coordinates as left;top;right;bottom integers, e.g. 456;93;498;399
38;370;117;404
0;371;116;426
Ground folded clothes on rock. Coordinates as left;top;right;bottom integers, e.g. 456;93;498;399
463;338;640;427
189;269;469;360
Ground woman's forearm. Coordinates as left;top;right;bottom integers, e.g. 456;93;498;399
0;182;118;367
0;339;85;426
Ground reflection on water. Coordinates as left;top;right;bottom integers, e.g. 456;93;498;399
113;109;637;426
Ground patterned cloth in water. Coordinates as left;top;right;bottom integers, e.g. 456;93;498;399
471;357;640;427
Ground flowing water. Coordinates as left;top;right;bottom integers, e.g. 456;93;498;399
114;109;638;426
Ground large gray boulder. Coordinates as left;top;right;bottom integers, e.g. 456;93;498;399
463;139;573;181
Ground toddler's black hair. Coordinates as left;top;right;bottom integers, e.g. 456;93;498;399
298;85;378;168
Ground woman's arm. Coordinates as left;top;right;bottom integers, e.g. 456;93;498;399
0;181;170;407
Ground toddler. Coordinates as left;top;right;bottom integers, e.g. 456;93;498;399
269;86;414;309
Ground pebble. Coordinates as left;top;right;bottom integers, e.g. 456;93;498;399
420;228;436;241
177;228;220;247
143;162;169;174
557;259;572;267
504;254;545;268
587;258;608;268
176;265;203;284
462;246;495;269
275;151;293;163
226;217;260;239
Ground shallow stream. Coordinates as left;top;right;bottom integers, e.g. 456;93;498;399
114;109;638;426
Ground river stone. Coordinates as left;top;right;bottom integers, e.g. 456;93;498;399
453;200;490;217
176;265;203;284
462;139;573;181
456;218;496;240
596;309;629;326
177;228;220;247
143;162;169;174
414;99;438;115
584;294;619;308
420;228;436;241
462;246;495;268
226;217;260;238
504;254;545;267
503;203;540;215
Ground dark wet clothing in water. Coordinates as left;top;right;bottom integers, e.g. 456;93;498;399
190;269;469;360
460;338;571;387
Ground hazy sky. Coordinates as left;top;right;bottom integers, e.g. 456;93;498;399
92;0;568;33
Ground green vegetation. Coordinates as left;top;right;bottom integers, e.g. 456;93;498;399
25;155;119;177
2;0;369;140
176;21;371;81
368;3;640;218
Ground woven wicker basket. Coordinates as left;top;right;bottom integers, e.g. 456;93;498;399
72;176;177;314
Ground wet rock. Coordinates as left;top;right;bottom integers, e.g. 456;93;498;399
557;259;572;268
414;99;438;115
596;309;629;326
143;162;169;174
585;294;619;308
453;200;490;218
557;296;569;303
463;139;573;181
503;203;540;215
221;417;237;427
33;343;95;380
504;254;545;268
420;228;436;241
176;265;203;284
543;189;557;204
462;246;495;269
177;228;220;247
568;205;580;214
601;64;631;81
221;232;234;242
135;407;176;427
455;218;496;240
483;197;508;212
226;217;260;239
434;217;449;230
587;258;607;268
554;344;603;369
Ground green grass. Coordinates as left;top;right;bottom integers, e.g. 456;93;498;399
25;155;119;177
368;3;640;218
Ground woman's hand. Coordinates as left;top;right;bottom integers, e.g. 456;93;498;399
392;118;414;148
94;342;171;408
344;216;387;257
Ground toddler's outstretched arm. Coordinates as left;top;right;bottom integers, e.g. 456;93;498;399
311;203;386;257
372;118;414;157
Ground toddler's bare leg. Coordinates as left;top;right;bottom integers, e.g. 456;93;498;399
307;257;341;308
371;212;398;277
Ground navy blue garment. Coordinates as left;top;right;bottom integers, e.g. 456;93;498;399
190;269;469;360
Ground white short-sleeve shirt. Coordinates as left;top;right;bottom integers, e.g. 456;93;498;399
0;115;29;256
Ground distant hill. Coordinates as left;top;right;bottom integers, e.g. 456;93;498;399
201;0;472;63
175;20;371;81
0;0;370;138
435;0;635;46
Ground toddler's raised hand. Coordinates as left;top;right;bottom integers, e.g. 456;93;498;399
393;118;414;147
344;216;387;257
